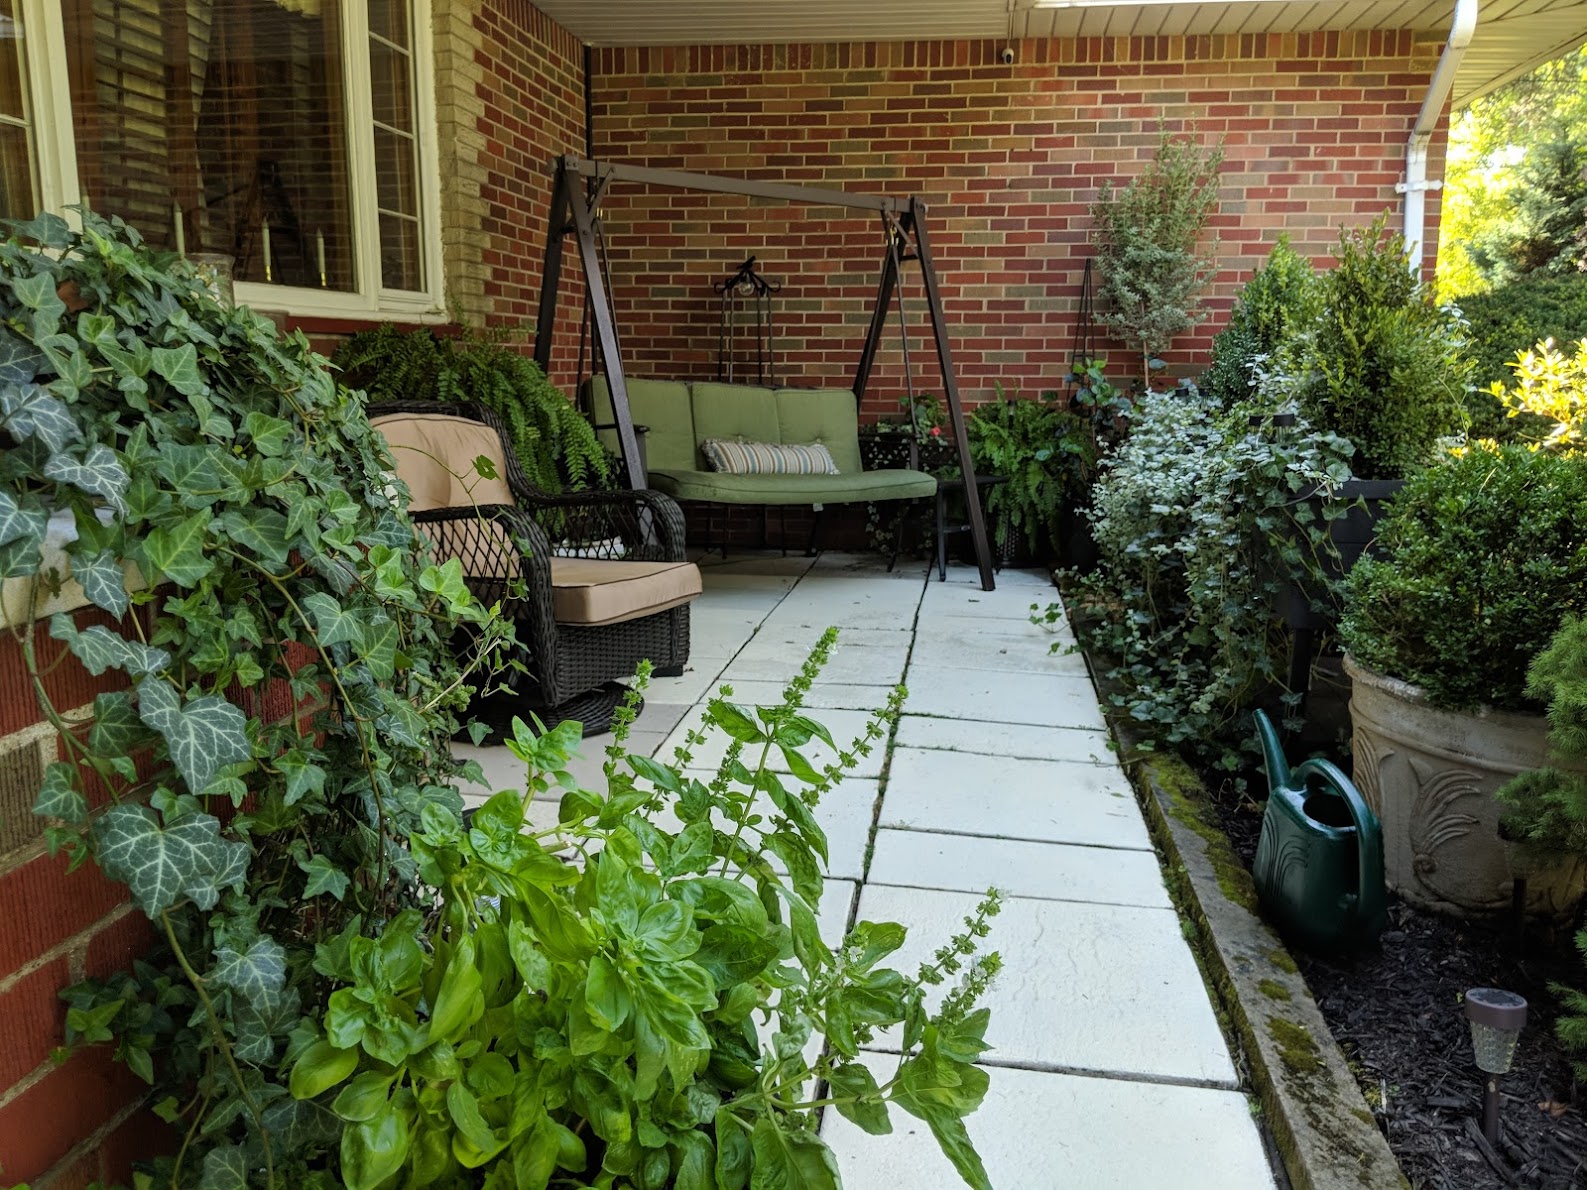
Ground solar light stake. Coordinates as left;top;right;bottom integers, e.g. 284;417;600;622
1464;987;1527;1146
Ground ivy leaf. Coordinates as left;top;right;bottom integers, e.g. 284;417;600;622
71;549;129;617
32;762;87;824
0;383;78;453
49;617;170;677
92;803;250;915
212;935;288;1007
216;508;290;568
0;327;46;384
151;343;207;397
43;444;130;513
259;1098;340;1155
302;591;363;647
279;752;327;806
88;690;149;754
198;1144;248;1190
299;853;350;901
243;411;294;456
137;678;251;794
143;512;213;587
359;614;398;681
0;490;48;550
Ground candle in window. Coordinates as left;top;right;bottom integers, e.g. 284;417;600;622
261;221;272;283
172;203;185;256
317;230;327;288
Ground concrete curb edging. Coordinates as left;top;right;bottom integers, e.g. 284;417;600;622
1127;748;1407;1190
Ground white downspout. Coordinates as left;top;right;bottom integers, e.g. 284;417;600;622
1400;0;1478;274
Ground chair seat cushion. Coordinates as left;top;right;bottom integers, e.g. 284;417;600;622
549;558;703;627
647;468;938;505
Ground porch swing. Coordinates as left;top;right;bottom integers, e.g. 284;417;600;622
530;154;996;591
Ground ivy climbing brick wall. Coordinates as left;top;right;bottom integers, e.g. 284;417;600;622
585;31;1448;419
0;608;162;1188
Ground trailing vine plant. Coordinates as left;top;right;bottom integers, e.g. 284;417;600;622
5;211;506;1186
333;323;611;494
6;214;1001;1187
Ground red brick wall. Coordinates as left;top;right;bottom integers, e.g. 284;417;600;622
0;610;162;1188
470;0;588;382
580;31;1447;417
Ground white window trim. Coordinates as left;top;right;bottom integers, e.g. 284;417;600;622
21;0;444;321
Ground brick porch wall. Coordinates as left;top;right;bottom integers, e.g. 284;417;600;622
583;32;1448;417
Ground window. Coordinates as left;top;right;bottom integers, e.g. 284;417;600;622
12;0;439;316
0;0;38;223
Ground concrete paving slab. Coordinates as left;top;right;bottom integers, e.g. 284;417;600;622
755;590;923;633
687;614;768;659
867;829;1169;908
909;625;1089;676
636;661;730;706
658;705;887;778
882;748;1149;850
694;551;816;578
733;625;912;662
628;701;690;739
720;641;910;688
854;885;1238;1086
917;579;1056;621
902;663;1108;730
823;1057;1273;1190
895;715;1112;764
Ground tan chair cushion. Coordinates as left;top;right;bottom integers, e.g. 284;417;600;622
370;412;516;512
550;558;702;627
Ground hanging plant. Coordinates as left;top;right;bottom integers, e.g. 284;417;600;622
334;323;611;493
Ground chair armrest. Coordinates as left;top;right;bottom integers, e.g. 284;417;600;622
516;487;688;563
409;503;553;613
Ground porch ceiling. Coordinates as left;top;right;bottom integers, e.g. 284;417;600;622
538;0;1587;106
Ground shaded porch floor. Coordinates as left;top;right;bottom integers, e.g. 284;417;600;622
457;550;1276;1187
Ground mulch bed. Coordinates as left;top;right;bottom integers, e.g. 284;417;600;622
1212;781;1587;1189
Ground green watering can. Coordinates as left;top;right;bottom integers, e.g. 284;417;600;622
1252;710;1387;952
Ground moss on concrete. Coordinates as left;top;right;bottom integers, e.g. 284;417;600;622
1268;947;1300;974
1268;1016;1325;1079
1259;978;1293;1001
1147;754;1262;913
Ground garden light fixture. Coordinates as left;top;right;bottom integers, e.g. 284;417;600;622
1464;987;1527;1145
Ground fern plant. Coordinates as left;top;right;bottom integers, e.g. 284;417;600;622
967;390;1088;557
334;324;610;493
1091;128;1225;388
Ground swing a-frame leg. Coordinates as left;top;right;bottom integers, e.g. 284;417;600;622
531;154;995;591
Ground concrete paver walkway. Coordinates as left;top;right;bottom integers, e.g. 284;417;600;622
456;551;1275;1189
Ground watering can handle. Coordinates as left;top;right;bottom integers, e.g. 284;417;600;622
1293;756;1384;924
1252;710;1292;792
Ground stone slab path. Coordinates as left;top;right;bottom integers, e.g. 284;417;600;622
456;551;1276;1189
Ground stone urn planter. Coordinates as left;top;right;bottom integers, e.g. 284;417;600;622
1343;656;1587;922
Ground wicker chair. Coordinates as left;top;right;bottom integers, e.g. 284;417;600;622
367;401;699;734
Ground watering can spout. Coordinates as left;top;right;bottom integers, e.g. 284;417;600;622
1253;710;1292;791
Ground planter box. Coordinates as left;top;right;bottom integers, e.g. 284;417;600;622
1344;656;1587;922
857;433;959;474
1283;477;1402;631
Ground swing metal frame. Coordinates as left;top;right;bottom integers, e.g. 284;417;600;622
531;153;995;591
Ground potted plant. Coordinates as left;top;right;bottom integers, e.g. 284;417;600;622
334;323;611;493
1056;356;1131;573
1340;444;1587;920
965;387;1086;565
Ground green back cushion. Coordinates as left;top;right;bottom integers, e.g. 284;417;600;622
774;388;863;475
690;383;781;451
588;376;697;472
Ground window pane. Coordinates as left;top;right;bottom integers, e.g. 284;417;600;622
367;0;405;50
369;39;410;132
0;0;38;222
374;126;416;214
0;0;27;118
378;211;418;291
65;0;356;291
0;122;35;222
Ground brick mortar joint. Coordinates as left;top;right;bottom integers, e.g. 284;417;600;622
0;902;141;998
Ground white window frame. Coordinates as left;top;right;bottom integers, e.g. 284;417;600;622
19;0;444;320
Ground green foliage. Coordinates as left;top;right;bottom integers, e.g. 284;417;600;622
966;389;1089;556
1202;238;1320;408
1279;215;1471;480
334;323;610;494
1063;388;1354;768
1341;444;1587;710
1495;618;1587;1080
8;211;506;1184
290;643;1003;1190
1456;276;1587;436
1440;46;1587;299
1090;128;1224;384
1484;335;1587;449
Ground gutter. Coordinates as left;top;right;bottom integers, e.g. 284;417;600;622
1400;0;1478;274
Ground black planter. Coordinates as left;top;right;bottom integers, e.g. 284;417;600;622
1283;477;1404;631
1059;503;1100;574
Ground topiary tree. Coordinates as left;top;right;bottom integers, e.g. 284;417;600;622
334;323;610;493
1285;215;1471;480
1090;128;1224;389
1202;237;1320;409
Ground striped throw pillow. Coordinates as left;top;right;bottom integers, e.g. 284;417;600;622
701;438;840;475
